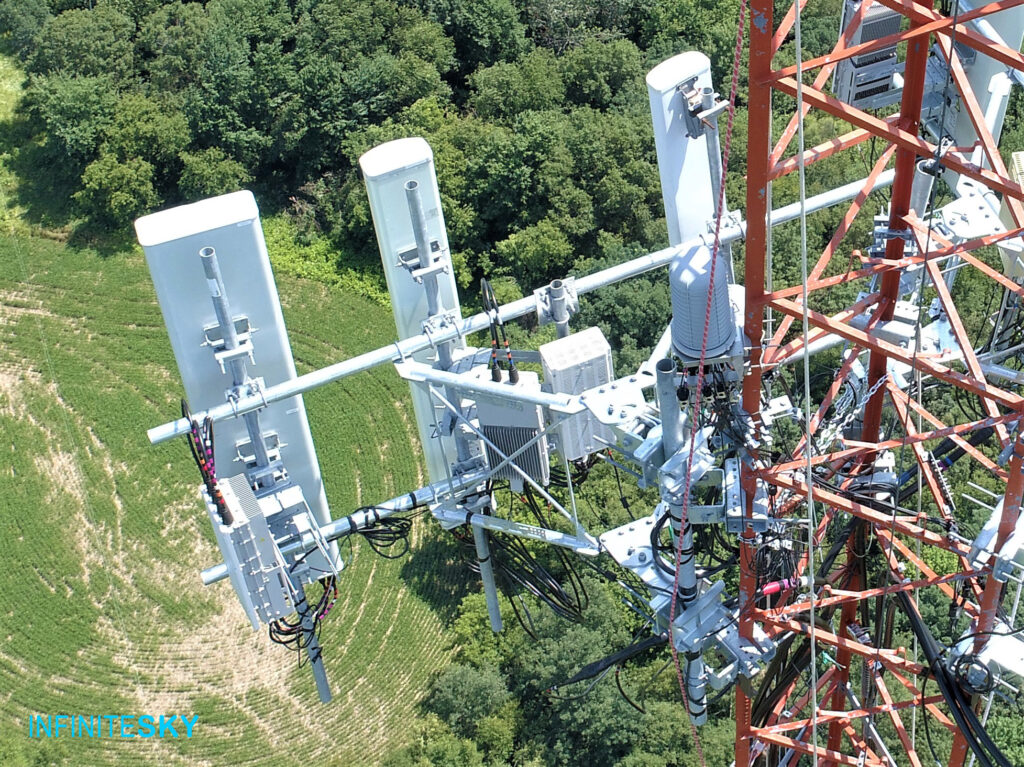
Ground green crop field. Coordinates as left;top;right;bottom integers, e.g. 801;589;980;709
0;229;474;767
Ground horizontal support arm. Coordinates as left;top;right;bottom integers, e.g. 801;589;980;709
200;467;491;585
147;174;895;444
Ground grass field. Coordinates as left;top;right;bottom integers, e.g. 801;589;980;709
0;228;476;767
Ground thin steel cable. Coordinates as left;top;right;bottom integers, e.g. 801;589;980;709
912;366;924;752
858;2;965;761
793;0;821;761
666;2;748;764
877;7;964;762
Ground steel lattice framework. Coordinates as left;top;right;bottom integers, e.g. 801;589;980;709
738;0;1024;764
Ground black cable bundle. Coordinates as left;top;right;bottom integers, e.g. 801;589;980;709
749;519;861;727
541;622;667;712
181;399;233;525
649;510;741;583
548;454;598;488
951;653;996;695
481;278;518;384
752;528;799;594
897;590;1014;767
269;576;338;666
896;426;995;503
546;629;668;712
556;634;669;689
454;526;574;630
522;486;589;612
610;458;636;520
347;506;425;559
453;496;588;635
649;508;682;580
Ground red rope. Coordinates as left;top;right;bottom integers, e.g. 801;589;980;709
666;0;749;764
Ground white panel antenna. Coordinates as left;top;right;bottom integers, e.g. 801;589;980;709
137;190;338;702
135;192;332;533
360;138;465;483
951;2;1024;169
647;52;717;246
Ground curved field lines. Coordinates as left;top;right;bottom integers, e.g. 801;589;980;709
0;235;469;766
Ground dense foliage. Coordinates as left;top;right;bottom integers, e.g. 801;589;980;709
0;0;775;295
6;2;1024;765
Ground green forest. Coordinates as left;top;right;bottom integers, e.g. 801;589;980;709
4;1;1024;766
0;0;853;371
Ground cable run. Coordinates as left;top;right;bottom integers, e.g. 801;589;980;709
792;0;822;761
666;1;749;764
481;278;518;384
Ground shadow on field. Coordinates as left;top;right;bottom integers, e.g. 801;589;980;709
65;217;137;256
0;109;133;256
400;531;475;625
3;122;78;229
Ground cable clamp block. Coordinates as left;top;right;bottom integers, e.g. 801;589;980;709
421;310;461;350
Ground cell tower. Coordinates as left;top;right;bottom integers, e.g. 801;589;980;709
738;0;1024;764
136;1;1024;764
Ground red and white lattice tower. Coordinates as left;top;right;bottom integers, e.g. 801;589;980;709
738;0;1024;764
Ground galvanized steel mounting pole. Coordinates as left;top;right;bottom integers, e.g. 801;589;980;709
200;247;272;475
